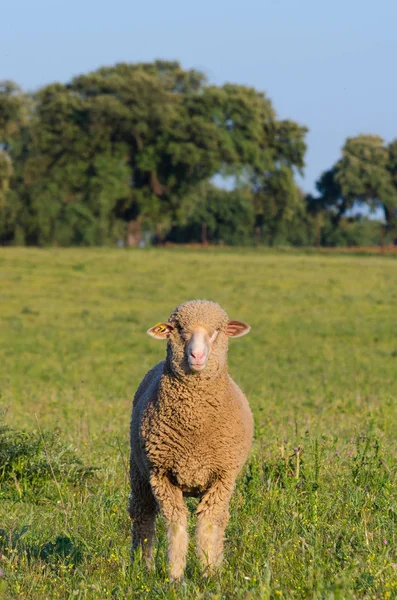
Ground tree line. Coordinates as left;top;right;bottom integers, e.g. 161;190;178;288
1;61;396;247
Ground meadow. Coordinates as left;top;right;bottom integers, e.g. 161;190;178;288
0;247;396;599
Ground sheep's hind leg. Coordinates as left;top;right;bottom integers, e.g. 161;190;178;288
129;465;158;570
150;473;189;582
196;477;234;575
214;509;230;567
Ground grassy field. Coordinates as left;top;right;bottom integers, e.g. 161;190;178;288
0;248;396;599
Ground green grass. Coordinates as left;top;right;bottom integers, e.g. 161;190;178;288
0;247;396;599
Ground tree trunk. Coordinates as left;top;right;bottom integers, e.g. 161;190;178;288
255;226;260;247
315;214;321;249
51;219;57;247
126;219;142;247
381;203;393;251
201;223;208;246
154;223;163;247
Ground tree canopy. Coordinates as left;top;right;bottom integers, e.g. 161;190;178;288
0;61;310;246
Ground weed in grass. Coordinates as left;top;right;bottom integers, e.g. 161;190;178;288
0;412;97;501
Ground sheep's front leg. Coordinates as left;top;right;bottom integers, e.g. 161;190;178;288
196;476;235;574
150;472;189;581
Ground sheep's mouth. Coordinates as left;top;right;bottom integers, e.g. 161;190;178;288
188;360;207;372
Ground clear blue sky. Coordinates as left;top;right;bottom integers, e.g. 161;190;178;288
2;0;397;194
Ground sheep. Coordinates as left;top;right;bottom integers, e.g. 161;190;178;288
128;299;253;581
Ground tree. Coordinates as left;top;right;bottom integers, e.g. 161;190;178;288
237;114;307;244
185;84;307;245
0;81;30;243
305;170;342;247
23;82;132;245
0;150;12;209
70;66;308;244
69;62;222;244
253;164;305;245
24;84;90;245
314;135;397;246
386;138;397;238
336;135;397;220
0;81;27;146
1;61;308;247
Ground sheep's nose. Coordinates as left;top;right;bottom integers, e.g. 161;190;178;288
190;350;206;361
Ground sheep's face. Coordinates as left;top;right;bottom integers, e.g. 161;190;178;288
147;300;250;378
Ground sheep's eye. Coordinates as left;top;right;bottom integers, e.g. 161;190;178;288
178;328;189;341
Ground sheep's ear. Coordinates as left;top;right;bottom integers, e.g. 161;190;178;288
226;320;251;338
147;322;174;340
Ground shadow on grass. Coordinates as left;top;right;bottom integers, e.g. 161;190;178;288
0;527;83;567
